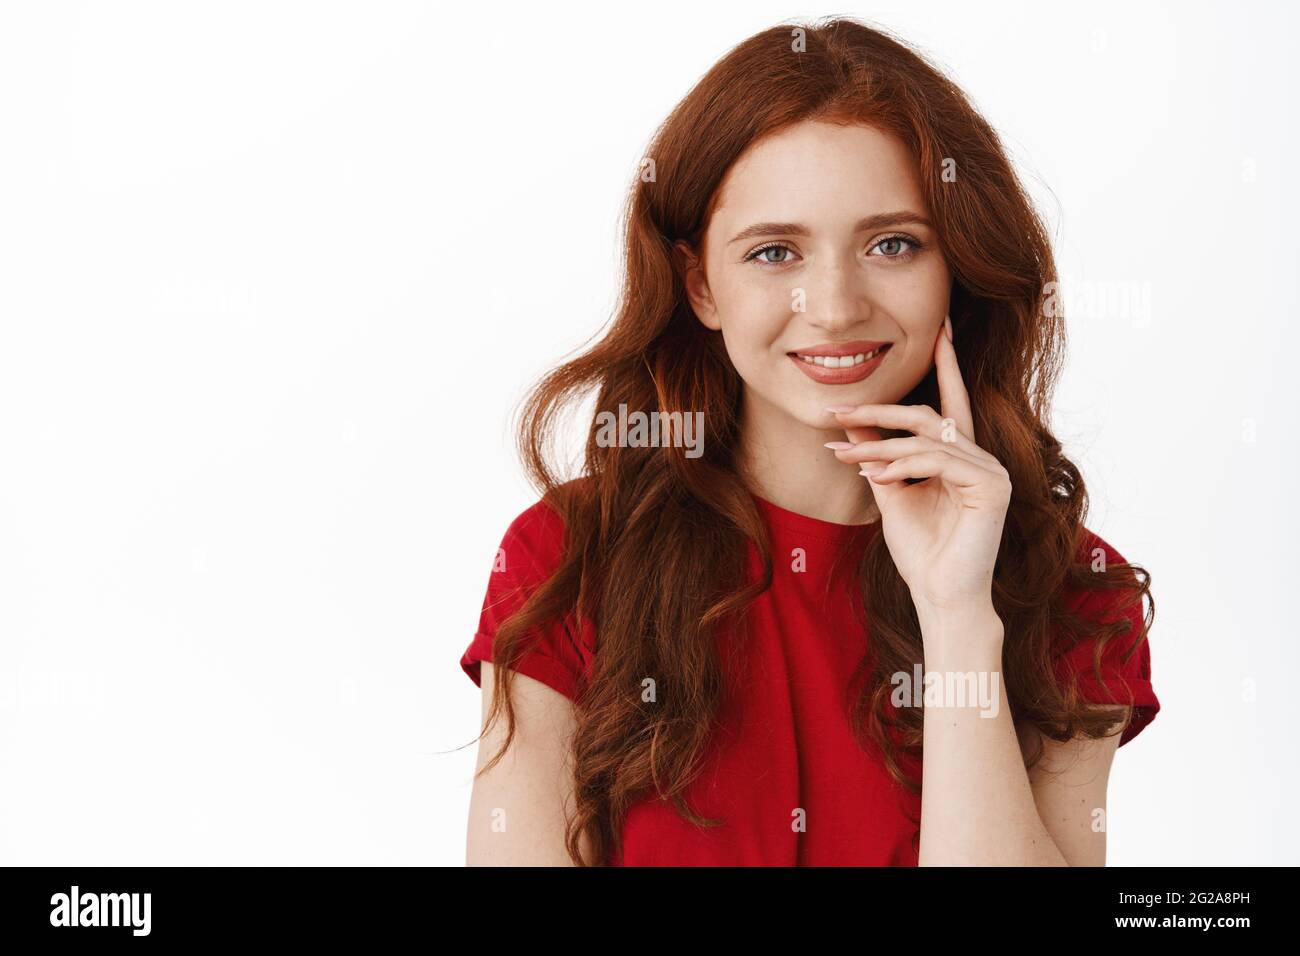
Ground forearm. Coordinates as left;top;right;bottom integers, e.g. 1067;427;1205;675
914;604;1067;866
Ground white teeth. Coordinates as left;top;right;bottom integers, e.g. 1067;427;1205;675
796;345;887;367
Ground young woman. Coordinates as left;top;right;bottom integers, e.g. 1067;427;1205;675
459;17;1159;866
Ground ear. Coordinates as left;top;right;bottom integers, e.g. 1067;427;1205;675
673;239;721;331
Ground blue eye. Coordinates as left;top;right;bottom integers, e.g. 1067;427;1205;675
744;234;925;266
744;243;796;264
870;234;923;258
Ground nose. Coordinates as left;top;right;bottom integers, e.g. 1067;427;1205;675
801;258;870;333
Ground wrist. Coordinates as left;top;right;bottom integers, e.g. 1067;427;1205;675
913;600;1004;653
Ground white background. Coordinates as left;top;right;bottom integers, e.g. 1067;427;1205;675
1;0;1295;865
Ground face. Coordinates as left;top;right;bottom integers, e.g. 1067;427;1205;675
678;120;951;431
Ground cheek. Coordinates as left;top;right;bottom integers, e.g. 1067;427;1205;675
881;262;949;313
715;276;789;354
885;267;949;340
889;320;944;396
899;343;933;384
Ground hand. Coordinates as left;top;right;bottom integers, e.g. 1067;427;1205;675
825;315;1012;618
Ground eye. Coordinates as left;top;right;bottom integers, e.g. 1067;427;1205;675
743;242;798;265
869;233;924;259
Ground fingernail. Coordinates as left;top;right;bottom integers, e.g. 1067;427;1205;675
859;462;886;476
824;441;854;450
944;315;953;341
825;405;856;413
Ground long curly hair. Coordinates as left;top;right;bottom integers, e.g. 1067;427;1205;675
473;16;1154;866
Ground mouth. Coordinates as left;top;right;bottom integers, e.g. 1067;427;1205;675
786;341;893;385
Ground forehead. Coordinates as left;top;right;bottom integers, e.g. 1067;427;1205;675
708;121;927;234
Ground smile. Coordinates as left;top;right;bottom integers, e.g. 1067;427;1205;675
793;344;889;367
786;341;893;385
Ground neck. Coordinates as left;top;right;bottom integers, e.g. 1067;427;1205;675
736;392;879;526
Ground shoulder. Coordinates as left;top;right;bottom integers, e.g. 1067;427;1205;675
491;477;592;581
498;477;589;540
499;496;565;552
1073;526;1133;574
1058;525;1149;626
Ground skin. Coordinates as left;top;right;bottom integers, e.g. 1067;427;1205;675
467;118;1128;867
677;120;952;527
466;662;596;865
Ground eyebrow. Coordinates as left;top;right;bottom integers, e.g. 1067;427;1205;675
727;211;933;245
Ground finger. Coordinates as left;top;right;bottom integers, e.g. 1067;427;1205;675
830;402;938;433
863;449;1009;494
842;424;883;445
827;434;989;468
934;315;975;442
845;424;916;446
829;403;994;464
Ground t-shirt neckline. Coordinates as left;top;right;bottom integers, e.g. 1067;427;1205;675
749;489;880;544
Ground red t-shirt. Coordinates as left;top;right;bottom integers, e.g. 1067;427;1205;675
459;492;1160;866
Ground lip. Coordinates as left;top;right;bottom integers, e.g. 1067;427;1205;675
787;341;893;385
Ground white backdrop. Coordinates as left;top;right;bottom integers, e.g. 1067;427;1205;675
1;0;1295;865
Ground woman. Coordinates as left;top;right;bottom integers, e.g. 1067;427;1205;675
459;16;1159;866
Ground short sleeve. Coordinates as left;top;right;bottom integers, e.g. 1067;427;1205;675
459;499;593;703
1052;529;1160;746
